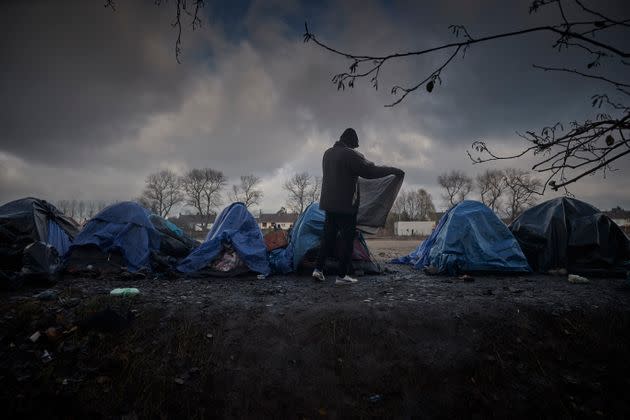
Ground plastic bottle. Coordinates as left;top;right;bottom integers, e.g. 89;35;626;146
110;288;140;296
568;274;589;284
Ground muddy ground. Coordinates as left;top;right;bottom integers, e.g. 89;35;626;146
1;240;630;419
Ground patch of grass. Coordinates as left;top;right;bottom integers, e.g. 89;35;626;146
72;307;218;418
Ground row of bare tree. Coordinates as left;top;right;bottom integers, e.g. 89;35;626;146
55;200;112;223
58;167;537;225
137;169;263;224
282;172;321;215
438;169;542;221
392;189;436;221
138;169;322;222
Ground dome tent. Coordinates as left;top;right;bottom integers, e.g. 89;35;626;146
66;202;160;273
509;197;630;274
177;202;270;277
269;202;380;275
393;200;531;275
0;197;79;273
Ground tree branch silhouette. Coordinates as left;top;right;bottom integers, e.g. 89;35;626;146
105;0;205;63
304;0;629;192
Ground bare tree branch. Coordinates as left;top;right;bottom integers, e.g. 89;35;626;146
437;170;473;207
106;0;206;63
307;0;629;190
503;168;542;222
532;64;630;95
229;174;264;209
140;169;184;217
283;172;319;214
476;169;506;213
180;168;226;227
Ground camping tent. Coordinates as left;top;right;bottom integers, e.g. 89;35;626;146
268;175;404;275
66;202;160;272
393;200;531;275
269;202;380;275
0;197;79;272
509;197;630;274
177;203;270;276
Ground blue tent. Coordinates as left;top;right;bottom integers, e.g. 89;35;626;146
393;200;531;275
177;203;270;276
1;197;79;271
270;203;324;274
270;202;378;274
68;202;160;272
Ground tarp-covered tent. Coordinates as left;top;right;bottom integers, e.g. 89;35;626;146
0;197;79;272
177;203;270;276
66;202;160;272
393;200;531;275
509;197;630;274
269;202;380;275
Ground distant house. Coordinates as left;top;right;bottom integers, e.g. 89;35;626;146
257;212;298;230
604;206;630;227
168;213;217;235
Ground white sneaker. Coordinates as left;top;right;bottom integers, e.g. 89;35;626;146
312;269;325;282
335;275;358;284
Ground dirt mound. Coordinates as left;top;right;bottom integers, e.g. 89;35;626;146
1;267;630;418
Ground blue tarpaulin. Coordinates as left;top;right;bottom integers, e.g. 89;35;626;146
269;203;325;274
392;200;531;275
68;202;161;272
47;220;71;256
269;202;380;274
177;203;270;275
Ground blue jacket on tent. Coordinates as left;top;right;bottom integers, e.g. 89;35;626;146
392;200;531;275
270;203;326;274
177;203;270;275
69;202;161;272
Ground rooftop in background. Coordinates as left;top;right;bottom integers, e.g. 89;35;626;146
257;213;299;224
168;214;217;225
603;207;630;220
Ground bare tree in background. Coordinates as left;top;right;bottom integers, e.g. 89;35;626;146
181;168;227;226
139;169;184;218
69;200;78;219
77;201;87;222
137;196;158;214
57;199;110;221
304;1;629;192
476;169;506;213
56;200;70;216
95;200;109;215
503;168;542;222
393;189;436;220
86;200;97;219
308;176;322;205
229;174;264;209
438;170;473;207
283;172;319;214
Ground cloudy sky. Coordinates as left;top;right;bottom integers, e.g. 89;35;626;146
1;0;628;214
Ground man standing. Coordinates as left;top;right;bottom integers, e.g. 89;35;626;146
313;128;404;284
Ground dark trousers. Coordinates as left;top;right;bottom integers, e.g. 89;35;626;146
316;211;356;277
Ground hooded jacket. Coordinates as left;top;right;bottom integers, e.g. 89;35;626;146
319;141;402;214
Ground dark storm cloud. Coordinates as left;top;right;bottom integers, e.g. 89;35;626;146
0;0;628;210
0;0;198;165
